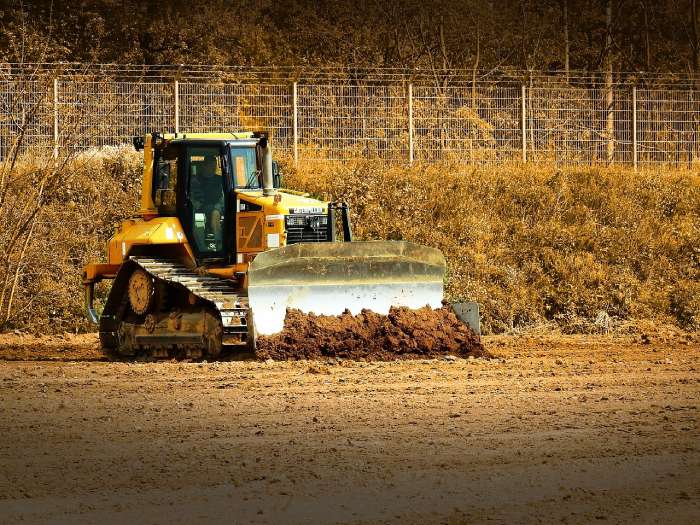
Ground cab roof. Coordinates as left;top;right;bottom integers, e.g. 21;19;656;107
164;132;258;142
134;132;264;152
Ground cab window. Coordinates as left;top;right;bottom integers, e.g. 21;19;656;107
229;147;259;189
188;146;225;254
154;144;178;215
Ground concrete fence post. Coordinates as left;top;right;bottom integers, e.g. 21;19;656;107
408;83;414;165
293;82;298;167
174;80;179;134
632;86;638;170
53;78;59;159
521;85;527;162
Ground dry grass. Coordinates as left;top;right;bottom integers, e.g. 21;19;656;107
283;160;700;334
0;146;141;333
1;148;698;335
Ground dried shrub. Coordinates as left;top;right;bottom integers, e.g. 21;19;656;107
1;149;698;335
0;146;141;333
283;161;700;333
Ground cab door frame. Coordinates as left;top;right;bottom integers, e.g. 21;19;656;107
177;141;236;264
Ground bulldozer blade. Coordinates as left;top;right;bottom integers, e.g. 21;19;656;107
247;241;446;336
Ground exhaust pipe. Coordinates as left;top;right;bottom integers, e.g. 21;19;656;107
260;137;276;196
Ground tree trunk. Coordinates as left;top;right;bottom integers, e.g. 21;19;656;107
692;0;699;85
605;0;614;164
642;0;651;70
471;25;480;109
562;0;570;80
520;0;529;69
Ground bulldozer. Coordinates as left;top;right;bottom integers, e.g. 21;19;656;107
83;132;448;358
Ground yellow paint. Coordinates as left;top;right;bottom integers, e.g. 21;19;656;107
236;192;328;253
207;263;249;279
238;191;328;216
106;216;195;266
85;132;329;285
140;134;157;215
83;263;120;282
166;132;255;141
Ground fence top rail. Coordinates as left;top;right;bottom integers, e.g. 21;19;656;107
2;79;700;97
0;62;699;87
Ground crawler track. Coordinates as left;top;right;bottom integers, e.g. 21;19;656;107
99;257;251;358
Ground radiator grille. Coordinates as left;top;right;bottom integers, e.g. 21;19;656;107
285;214;329;244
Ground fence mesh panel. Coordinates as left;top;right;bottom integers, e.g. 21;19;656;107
179;83;292;153
527;87;633;164
1;76;700;167
0;80;53;157
637;89;700;167
296;84;408;161
58;81;173;150
412;85;521;163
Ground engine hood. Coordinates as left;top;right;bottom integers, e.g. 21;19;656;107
236;190;329;214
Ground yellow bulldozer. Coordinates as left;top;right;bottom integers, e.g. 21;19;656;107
83;132;449;358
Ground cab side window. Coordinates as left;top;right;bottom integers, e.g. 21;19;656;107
154;145;178;215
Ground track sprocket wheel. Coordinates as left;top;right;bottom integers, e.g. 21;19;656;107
128;269;155;315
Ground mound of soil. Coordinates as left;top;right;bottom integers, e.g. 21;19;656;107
256;306;489;361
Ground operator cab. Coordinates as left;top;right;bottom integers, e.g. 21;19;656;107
147;133;280;262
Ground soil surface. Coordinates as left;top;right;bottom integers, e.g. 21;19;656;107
256;306;487;361
0;333;698;524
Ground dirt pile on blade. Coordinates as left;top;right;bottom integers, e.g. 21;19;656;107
256;306;489;361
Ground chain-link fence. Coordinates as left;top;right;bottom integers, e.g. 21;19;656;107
2;74;700;167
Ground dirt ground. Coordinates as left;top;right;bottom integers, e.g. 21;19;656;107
0;333;698;524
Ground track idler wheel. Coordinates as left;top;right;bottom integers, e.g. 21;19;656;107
128;269;155;315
